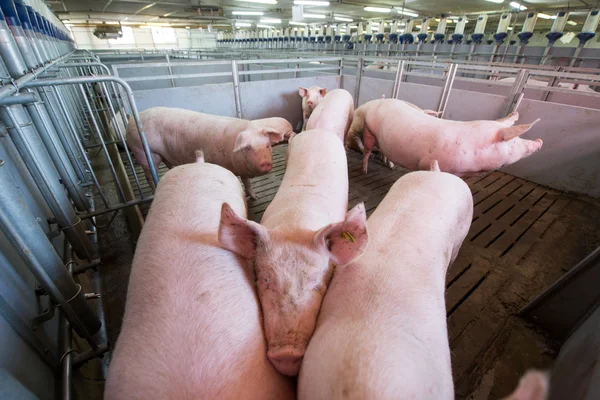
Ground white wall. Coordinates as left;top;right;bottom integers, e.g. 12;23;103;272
69;26;216;50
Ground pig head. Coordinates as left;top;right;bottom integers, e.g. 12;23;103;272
231;126;283;177
218;203;368;376
299;86;327;129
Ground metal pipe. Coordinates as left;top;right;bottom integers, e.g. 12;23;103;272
0;92;37;106
438;63;458;118
22;90;89;211
392;60;406;99
354;57;364;108
59;242;74;400
0;156;101;344
22;75;159;185
36;86;89;183
78;84;127;202
231;60;243;119
0;105;96;259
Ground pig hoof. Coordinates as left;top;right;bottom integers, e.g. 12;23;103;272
248;193;259;200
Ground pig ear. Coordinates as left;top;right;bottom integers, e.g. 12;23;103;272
299;87;308;97
319;87;327;96
218;203;267;259
497;119;540;142
262;129;284;145
233;130;253;152
502;370;549;400
314;203;369;265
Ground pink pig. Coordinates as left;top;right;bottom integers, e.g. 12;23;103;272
299;164;473;399
299;86;327;131
306;89;354;142
127;107;286;199
105;157;294;399
349;98;543;176
218;129;369;377
253;116;294;141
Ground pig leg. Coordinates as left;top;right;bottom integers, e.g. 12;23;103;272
242;176;259;200
361;127;377;175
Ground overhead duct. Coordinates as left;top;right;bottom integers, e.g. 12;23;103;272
93;24;122;39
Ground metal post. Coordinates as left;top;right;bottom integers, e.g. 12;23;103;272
165;53;175;88
438;63;458;118
392;60;406;99
354;57;364;108
231;60;243;119
502;68;529;116
59;244;74;400
0;158;101;345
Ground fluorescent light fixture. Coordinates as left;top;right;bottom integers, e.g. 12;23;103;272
235;22;252;27
537;13;552;19
289;21;307;25
485;0;504;3
185;26;190;29
236;0;277;4
140;25;153;29
371;26;379;31
303;13;326;18
232;11;264;15
261;18;281;23
334;16;353;22
257;24;273;28
364;6;391;13
416;25;422;29
395;8;419;17
509;2;527;10
567;20;577;26
294;0;329;5
507;26;513;30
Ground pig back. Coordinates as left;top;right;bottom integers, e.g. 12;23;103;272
261;129;349;231
299;171;473;400
306;89;354;141
105;163;291;399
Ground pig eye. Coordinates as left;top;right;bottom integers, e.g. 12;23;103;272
244;145;252;151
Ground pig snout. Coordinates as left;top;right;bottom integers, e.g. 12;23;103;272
260;161;273;171
267;346;305;376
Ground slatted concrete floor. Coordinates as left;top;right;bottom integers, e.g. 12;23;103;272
122;143;600;398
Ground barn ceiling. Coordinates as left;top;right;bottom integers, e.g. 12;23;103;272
48;0;596;31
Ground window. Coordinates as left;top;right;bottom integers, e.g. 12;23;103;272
151;27;177;44
108;26;135;44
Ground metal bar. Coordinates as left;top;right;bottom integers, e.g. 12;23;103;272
60;242;74;400
354;57;364;108
79;197;154;220
502;68;530;116
72;344;110;369
165;53;176;88
0;93;38;106
0;158;101;346
438;64;458;118
78;84;128;203
231;60;243;119
24;91;89;212
392;60;406;100
239;66;340;76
